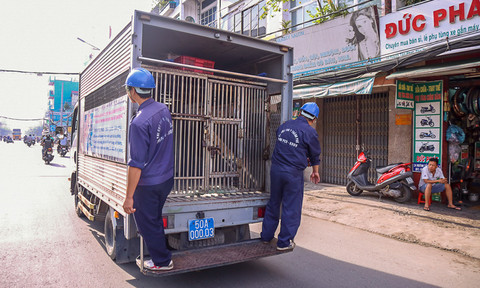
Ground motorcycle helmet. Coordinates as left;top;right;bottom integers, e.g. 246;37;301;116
125;68;155;92
300;102;319;120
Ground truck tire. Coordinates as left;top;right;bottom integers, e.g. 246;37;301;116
74;185;84;218
104;208;117;260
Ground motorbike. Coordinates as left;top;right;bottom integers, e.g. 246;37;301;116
42;147;54;164
58;145;68;157
346;150;415;203
420;116;435;127
419;130;436;139
420;104;436;114
419;142;435;153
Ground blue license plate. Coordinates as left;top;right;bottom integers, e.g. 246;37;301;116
188;217;215;241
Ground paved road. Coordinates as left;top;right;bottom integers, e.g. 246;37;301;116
0;141;479;287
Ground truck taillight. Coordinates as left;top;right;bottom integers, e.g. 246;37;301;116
257;207;266;218
162;215;174;229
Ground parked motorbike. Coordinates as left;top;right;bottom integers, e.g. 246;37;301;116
58;145;68;157
346;150;415;203
419;142;435;153
42;147;54;164
419;130;436;139
420;116;435;127
420;104;436;114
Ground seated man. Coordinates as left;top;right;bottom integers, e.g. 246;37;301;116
419;158;461;211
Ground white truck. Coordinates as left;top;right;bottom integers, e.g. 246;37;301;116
70;10;293;276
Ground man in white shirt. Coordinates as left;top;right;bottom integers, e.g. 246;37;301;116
419;158;461;211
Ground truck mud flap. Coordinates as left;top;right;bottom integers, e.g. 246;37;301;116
136;238;290;277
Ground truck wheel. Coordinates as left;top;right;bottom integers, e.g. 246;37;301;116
104;209;117;260
74;194;84;218
394;185;412;203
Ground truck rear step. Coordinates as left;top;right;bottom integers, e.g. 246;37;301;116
136;238;290;277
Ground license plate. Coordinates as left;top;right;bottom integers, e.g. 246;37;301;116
188;218;214;241
406;177;414;184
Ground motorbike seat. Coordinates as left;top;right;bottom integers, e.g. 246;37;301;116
376;163;402;173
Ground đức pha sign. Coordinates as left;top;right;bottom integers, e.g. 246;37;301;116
380;0;480;57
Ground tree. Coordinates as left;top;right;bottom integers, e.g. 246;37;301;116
0;120;11;136
307;0;348;24
25;124;44;136
261;0;348;24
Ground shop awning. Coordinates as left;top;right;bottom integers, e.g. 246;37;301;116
293;76;375;99
386;59;480;80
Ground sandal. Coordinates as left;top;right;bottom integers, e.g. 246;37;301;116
424;206;430;211
447;205;462;211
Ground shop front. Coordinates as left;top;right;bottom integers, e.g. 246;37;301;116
380;0;480;205
277;6;394;185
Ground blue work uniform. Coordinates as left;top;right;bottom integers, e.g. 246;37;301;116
128;98;174;267
261;116;321;248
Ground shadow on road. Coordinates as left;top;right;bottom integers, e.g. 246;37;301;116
116;246;437;288
48;163;66;168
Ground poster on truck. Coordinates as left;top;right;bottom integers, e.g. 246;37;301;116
82;95;128;163
410;80;443;172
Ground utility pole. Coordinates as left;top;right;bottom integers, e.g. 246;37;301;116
60;81;64;132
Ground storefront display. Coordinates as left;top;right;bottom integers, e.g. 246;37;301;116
397;80;443;172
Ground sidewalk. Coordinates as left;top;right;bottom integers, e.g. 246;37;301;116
302;183;480;260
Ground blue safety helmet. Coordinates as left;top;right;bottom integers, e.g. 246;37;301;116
300;102;319;120
125;68;156;89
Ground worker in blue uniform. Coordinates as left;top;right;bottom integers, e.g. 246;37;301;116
122;68;175;271
261;102;321;251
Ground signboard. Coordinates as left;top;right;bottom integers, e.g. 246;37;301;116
82;95;128;163
275;6;381;78
396;81;415;109
412;80;443;172
380;0;480;57
293;102;301;119
395;114;412;125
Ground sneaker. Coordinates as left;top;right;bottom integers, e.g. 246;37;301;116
144;259;174;271
276;241;295;251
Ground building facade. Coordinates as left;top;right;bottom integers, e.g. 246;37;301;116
48;78;79;134
152;0;480;193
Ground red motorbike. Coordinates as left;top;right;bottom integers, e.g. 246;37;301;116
347;150;416;203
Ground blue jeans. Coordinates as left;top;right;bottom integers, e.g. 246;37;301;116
133;177;173;266
419;183;445;193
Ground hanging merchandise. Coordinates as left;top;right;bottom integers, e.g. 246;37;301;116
449;143;462;163
466;114;480;130
446;124;465;144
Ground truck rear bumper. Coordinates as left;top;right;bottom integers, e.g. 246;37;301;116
137;238;290;277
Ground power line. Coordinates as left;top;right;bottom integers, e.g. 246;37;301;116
0;68;78;76
0;115;46;121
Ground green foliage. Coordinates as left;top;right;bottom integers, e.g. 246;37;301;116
63;102;72;112
281;20;292;35
307;0;348;24
261;0;290;19
261;0;348;25
403;0;426;6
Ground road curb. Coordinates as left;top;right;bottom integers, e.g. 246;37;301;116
302;184;480;261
